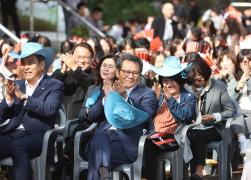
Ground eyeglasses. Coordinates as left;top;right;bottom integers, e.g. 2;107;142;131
75;55;91;60
193;77;205;83
120;69;140;77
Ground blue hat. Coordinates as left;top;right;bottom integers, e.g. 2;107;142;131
8;42;55;71
104;91;149;129
151;56;187;77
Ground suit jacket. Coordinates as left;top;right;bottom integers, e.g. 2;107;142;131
165;88;196;125
52;67;94;119
151;16;182;41
0;75;64;135
203;79;235;120
82;85;157;162
78;84;104;123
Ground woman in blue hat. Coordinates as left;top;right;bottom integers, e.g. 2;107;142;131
146;56;197;179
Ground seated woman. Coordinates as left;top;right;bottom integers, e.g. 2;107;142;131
186;59;236;179
145;56;196;179
52;55;117;178
216;48;248;155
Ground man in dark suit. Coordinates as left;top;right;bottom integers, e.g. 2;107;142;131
83;53;157;180
0;42;64;180
151;2;182;45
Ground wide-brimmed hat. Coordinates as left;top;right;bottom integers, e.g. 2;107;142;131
9;42;55;70
151;56;187;77
104;91;148;129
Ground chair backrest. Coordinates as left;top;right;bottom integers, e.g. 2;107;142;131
54;108;66;130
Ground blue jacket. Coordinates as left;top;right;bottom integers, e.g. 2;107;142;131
0;75;64;134
158;88;196;125
82;85;157;161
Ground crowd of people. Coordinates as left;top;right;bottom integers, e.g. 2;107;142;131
0;0;251;180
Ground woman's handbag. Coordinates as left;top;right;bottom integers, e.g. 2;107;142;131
150;100;179;151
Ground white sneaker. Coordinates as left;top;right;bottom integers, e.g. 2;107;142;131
240;140;248;156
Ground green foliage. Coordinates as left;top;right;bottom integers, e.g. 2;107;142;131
19;15;56;31
71;26;89;37
87;0;159;24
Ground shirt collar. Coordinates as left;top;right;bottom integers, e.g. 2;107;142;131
165;19;172;24
204;78;211;92
25;75;44;89
125;85;137;96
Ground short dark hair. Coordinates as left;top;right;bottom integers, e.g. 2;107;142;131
187;59;212;82
134;38;150;50
92;6;103;14
159;72;186;88
237;49;251;63
77;1;87;10
116;53;143;73
72;42;94;59
191;27;202;41
184;52;201;63
60;40;74;54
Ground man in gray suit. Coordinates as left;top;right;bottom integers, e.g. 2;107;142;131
186;59;236;179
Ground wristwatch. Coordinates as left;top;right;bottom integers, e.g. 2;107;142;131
22;94;28;105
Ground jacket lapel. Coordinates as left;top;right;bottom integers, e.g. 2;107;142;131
31;76;48;98
205;80;215;114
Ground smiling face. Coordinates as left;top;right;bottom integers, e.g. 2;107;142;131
73;46;92;71
21;55;45;85
117;60;140;89
220;55;235;74
155;54;165;68
100;58;116;81
162;77;181;96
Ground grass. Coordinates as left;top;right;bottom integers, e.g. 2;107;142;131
0;14;57;32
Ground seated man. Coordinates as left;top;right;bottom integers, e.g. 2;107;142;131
52;42;94;119
0;42;64;180
82;53;157;180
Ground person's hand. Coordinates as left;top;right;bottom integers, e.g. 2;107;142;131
113;80;127;98
152;82;161;99
61;53;78;71
4;80;15;102
15;66;25;80
103;78;114;96
201;114;215;123
14;84;25;101
242;61;250;79
162;84;172;99
60;62;69;74
145;70;156;80
236;62;250;91
1;47;18;74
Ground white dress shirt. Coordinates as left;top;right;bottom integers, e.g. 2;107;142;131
6;75;44;130
163;19;173;41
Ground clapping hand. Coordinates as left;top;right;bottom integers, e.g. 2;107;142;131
113;80;127;98
4;80;15;102
61;53;77;71
103;78;114;96
152;82;161;99
162;84;172;99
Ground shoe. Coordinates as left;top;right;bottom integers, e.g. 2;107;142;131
239;140;248;156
